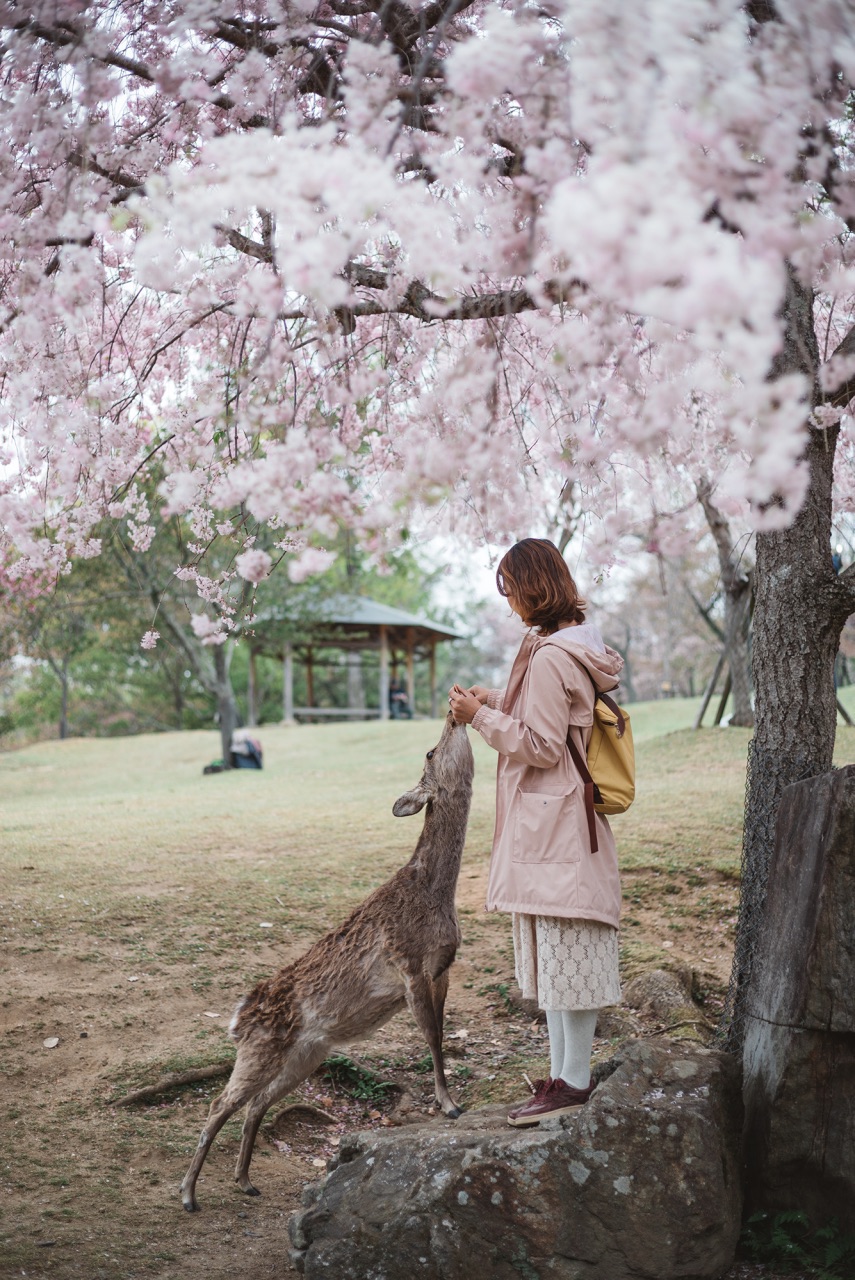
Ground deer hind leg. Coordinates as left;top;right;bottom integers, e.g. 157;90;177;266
233;1041;330;1197
431;966;451;1037
180;1076;262;1212
180;1039;287;1212
405;970;461;1120
233;1094;270;1197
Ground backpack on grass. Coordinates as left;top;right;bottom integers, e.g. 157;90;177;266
566;691;635;853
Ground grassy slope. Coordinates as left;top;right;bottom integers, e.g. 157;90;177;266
3;695;854;884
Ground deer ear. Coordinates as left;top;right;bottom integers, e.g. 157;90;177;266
392;787;429;817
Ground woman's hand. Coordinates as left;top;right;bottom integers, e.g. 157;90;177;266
467;685;489;705
448;683;482;725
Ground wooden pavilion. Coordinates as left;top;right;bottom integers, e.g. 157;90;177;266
244;595;462;723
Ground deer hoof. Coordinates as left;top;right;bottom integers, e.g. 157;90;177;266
241;1185;262;1197
445;1106;463;1120
182;1198;200;1213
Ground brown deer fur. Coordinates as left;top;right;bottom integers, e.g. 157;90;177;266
180;713;474;1211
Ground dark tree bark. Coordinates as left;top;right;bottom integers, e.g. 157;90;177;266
608;623;637;703
727;270;855;1048
59;655;69;740
213;642;239;766
696;480;754;728
44;651;72;739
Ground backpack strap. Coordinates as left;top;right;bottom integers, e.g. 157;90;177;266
593;690;626;737
566;728;601;854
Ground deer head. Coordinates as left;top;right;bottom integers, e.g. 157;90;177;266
392;712;474;817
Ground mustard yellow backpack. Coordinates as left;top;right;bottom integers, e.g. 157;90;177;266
566;690;635;852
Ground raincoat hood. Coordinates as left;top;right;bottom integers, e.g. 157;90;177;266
535;627;624;695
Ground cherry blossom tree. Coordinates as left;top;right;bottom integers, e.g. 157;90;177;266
2;0;855;1040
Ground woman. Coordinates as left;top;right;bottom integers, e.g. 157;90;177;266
449;538;623;1126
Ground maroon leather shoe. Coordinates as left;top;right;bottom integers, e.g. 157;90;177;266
507;1076;595;1127
507;1078;551;1122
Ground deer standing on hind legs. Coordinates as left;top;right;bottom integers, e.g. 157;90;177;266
180;712;475;1212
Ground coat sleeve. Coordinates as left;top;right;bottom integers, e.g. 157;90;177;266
486;688;505;711
471;648;579;768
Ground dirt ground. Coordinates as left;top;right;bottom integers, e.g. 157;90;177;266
0;850;755;1280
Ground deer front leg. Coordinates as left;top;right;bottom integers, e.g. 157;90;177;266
405;971;461;1119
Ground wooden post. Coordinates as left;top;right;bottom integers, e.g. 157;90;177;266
306;647;315;708
693;648;727;730
712;671;732;726
247;649;258;727
429;638;438;718
282;643;295;724
379;625;390;720
406;627;416;713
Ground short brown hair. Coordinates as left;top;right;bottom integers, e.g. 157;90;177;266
496;538;586;634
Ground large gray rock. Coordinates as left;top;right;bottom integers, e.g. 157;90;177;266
290;1038;742;1280
743;764;855;1223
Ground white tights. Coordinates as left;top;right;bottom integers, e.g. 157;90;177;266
544;1008;598;1089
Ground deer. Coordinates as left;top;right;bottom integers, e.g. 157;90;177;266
180;712;475;1211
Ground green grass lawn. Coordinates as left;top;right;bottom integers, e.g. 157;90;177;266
3;695;854;886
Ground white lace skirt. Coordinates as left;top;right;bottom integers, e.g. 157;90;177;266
512;913;621;1011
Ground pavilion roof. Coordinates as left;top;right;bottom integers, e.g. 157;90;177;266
250;593;463;650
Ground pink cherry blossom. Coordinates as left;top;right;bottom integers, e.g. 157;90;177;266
235;549;272;585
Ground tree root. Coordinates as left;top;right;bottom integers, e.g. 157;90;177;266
113;1061;234;1106
269;1103;337;1125
113;1068;339;1124
640;1018;715;1038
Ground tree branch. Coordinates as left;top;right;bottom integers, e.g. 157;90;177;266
215;225;273;263
684;583;726;643
818;320;855;409
18;19;270;128
696;476;751;596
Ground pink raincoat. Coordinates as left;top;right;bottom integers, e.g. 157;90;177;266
471;626;624;927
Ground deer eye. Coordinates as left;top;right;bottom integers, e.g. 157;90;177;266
426;750;435;760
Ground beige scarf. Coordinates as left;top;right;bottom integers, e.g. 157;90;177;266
501;631;538;716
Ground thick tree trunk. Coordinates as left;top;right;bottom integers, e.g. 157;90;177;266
726;271;855;1048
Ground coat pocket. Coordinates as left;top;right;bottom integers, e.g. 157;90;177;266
512;786;583;864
